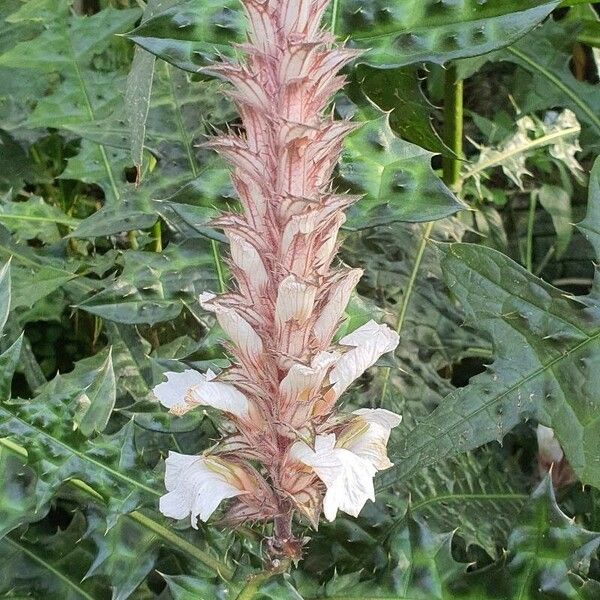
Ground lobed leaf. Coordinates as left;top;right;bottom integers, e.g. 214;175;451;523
339;0;560;68
382;158;600;491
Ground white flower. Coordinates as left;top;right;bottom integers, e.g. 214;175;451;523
227;232;269;290
159;452;245;528
537;424;563;464
329;320;399;398
279;351;340;404
313;269;363;346
200;292;263;361
275;275;317;326
290;433;377;521
344;408;402;470
153;369;249;418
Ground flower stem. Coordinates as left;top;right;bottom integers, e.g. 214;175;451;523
211;239;226;293
379;61;464;406
151;220;162;253
442;63;464;191
526;191;538;273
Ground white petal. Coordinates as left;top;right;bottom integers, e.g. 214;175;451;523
537;424;563;463
313;269;362;346
329;321;399;398
281;212;317;257
291;433;377;522
339;320;399;352
159;452;244;529
352;408;403;429
343;409;402;470
275;275;317;325
190;378;249;419
153;370;206;414
153;369;249;419
279;351;339;403
200;293;264;359
228;232;269;290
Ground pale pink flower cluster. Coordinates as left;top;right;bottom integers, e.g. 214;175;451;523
153;0;401;557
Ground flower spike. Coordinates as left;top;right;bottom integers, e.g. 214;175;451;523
153;0;402;562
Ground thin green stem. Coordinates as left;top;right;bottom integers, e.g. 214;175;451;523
234;571;274;600
151;220;162;252
442;64;463;191
330;0;340;35
379;222;433;404
526;191;538;272
379;61;464;406
212;239;226;293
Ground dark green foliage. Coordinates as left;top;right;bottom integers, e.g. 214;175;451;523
0;0;598;598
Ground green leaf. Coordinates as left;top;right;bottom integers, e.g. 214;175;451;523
0;443;45;538
381;158;600;491
125;0;176;172
0;259;10;333
73;350;116;437
350;65;449;155
0;6;141;203
77;240;218;324
401;449;529;557
340;116;465;228
0;261;22;401
306;514;464;599
69;62;235;240
127;0;558;71
163;574;230;600
538;184;573;258
0;131;37;192
0;195;79;243
0;380;160;515
127;45;156;172
125;0;245;73
0;529;98;600
84;507;159;600
455;476;600;599
508;477;600;599
339;0;560;68
501;20;600;149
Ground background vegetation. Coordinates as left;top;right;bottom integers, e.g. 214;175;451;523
0;0;599;598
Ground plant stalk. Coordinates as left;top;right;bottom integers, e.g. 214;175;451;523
442;63;463;191
380;61;464;405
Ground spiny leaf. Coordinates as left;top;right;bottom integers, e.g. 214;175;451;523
84;507;159;600
125;0;245;73
0;516;99;600
340;116;465;228
382;158;600;490
125;0;177;173
0;5;141;203
127;0;558;71
73;349;116;437
402;449;529;557
501;20;600;149
0;194;79;243
339;0;560;68
0;443;45;538
77;240;218;325
350;64;449;156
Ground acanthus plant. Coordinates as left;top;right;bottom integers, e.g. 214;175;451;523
153;0;402;561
